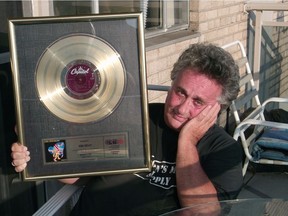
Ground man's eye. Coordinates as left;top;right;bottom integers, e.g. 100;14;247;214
194;100;204;107
175;89;185;96
177;91;185;96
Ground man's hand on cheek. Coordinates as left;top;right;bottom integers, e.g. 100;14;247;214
179;103;221;145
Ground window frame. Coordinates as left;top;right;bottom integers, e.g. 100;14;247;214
145;0;189;38
20;0;189;38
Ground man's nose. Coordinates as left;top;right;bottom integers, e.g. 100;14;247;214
177;98;191;116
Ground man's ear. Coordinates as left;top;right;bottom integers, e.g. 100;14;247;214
217;104;228;116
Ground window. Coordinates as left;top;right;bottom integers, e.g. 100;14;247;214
145;0;189;37
19;0;189;38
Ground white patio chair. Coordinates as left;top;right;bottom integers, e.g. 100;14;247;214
222;40;288;176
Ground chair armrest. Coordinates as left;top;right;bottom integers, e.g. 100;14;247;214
262;97;288;109
233;118;288;139
32;184;83;216
233;119;288;162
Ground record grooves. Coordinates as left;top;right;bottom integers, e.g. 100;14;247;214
35;34;126;123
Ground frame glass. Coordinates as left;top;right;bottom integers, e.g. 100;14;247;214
9;13;151;180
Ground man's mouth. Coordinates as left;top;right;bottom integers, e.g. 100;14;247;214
171;111;188;122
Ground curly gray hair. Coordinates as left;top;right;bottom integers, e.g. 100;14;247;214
171;43;240;109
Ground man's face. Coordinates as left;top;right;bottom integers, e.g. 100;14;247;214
164;69;222;131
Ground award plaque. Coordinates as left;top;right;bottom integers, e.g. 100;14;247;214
8;13;151;180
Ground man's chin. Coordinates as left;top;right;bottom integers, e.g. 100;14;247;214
167;119;185;131
164;114;186;131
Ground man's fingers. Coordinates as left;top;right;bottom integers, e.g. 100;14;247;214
12;158;27;166
11;142;30;172
11;148;30;159
12;156;30;172
11;142;26;151
11;152;30;161
195;103;220;122
14;163;27;173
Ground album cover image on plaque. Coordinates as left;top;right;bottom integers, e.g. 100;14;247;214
9;13;151;180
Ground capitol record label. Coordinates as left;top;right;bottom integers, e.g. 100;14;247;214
65;59;101;100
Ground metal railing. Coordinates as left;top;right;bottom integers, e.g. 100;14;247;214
244;2;288;90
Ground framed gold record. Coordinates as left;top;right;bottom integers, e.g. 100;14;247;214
8;13;151;180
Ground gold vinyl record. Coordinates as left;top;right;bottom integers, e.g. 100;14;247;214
35;34;126;123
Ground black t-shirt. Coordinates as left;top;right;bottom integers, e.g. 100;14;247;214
70;103;243;216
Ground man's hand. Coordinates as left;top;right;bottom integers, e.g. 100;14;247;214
179;103;220;145
11;142;79;184
11;142;30;172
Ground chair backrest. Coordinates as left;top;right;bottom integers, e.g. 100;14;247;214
222;41;268;141
222;41;265;126
222;41;268;175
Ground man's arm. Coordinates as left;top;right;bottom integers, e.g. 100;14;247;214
176;104;220;214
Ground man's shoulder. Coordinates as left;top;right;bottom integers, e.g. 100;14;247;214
204;124;239;146
199;125;243;157
149;103;164;110
148;103;165;117
208;124;231;136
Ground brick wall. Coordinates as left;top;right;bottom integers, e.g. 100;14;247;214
191;0;248;46
146;37;200;103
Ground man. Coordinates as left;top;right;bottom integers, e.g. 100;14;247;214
11;43;243;215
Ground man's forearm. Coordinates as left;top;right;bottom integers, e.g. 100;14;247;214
176;142;218;207
175;103;221;213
